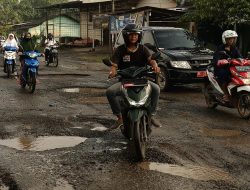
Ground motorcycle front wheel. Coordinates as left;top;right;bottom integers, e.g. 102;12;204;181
53;54;58;67
27;71;36;93
6;64;11;78
237;92;250;119
133;118;146;161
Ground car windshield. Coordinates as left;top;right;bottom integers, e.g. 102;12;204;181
154;29;202;50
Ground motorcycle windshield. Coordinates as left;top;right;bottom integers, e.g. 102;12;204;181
25;58;39;67
4;46;17;51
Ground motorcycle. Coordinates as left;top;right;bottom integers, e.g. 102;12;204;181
103;59;159;161
204;51;250;119
45;45;59;67
3;46;17;78
20;51;42;93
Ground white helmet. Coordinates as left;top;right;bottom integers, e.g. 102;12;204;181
222;30;238;44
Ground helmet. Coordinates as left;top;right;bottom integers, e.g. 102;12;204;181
48;33;53;38
122;24;143;45
222;30;238;44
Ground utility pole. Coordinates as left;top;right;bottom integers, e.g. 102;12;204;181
112;0;115;13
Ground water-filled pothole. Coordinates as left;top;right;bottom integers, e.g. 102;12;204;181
199;127;242;137
60;87;106;95
0;136;87;151
138;162;233;182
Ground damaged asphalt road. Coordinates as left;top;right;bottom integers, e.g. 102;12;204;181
0;48;249;190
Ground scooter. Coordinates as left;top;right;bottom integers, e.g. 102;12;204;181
204;52;250;119
3;46;17;78
20;51;42;93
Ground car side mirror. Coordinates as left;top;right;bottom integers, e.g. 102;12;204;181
144;43;157;52
102;59;112;67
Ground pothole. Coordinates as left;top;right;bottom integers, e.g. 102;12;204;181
199;127;242;137
0;169;20;190
60;87;106;95
138;162;234;182
0;136;87;151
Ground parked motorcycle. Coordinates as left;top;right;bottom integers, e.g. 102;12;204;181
20;51;42;93
204;51;250;118
45;45;59;67
3;46;17;78
103;59;158;161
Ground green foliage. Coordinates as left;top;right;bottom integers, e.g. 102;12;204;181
0;0;66;33
182;0;250;26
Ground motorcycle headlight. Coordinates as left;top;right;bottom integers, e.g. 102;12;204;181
170;61;191;69
28;53;37;58
122;84;151;107
242;79;250;85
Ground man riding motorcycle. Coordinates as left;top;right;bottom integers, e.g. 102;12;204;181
19;32;39;80
106;24;162;130
213;30;242;102
44;33;57;64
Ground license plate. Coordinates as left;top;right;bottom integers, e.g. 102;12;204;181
197;71;207;78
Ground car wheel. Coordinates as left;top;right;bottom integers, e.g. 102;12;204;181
157;67;171;91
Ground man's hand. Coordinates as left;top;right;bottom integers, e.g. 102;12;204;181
108;66;117;78
150;60;161;73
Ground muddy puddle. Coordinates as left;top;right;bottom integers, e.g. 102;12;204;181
60;87;106;95
199;127;242;137
138;162;233;182
0;136;87;151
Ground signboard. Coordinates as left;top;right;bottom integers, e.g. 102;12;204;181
109;11;145;33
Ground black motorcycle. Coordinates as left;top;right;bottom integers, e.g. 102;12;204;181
103;59;158;161
45;45;59;67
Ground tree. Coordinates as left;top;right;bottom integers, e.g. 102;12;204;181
0;0;66;34
183;0;250;27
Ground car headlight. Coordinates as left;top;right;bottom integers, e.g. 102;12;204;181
170;61;191;69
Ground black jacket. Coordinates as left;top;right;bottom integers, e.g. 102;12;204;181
213;44;242;67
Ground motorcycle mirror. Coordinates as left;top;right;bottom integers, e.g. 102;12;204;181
151;52;161;60
102;59;112;67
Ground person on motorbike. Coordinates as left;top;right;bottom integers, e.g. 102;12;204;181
19;32;39;79
106;23;162;130
2;33;19;72
213;30;242;102
44;33;57;63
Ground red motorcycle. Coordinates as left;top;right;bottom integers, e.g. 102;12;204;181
204;52;250;118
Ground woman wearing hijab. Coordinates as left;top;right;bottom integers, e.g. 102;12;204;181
3;33;19;49
2;33;19;73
